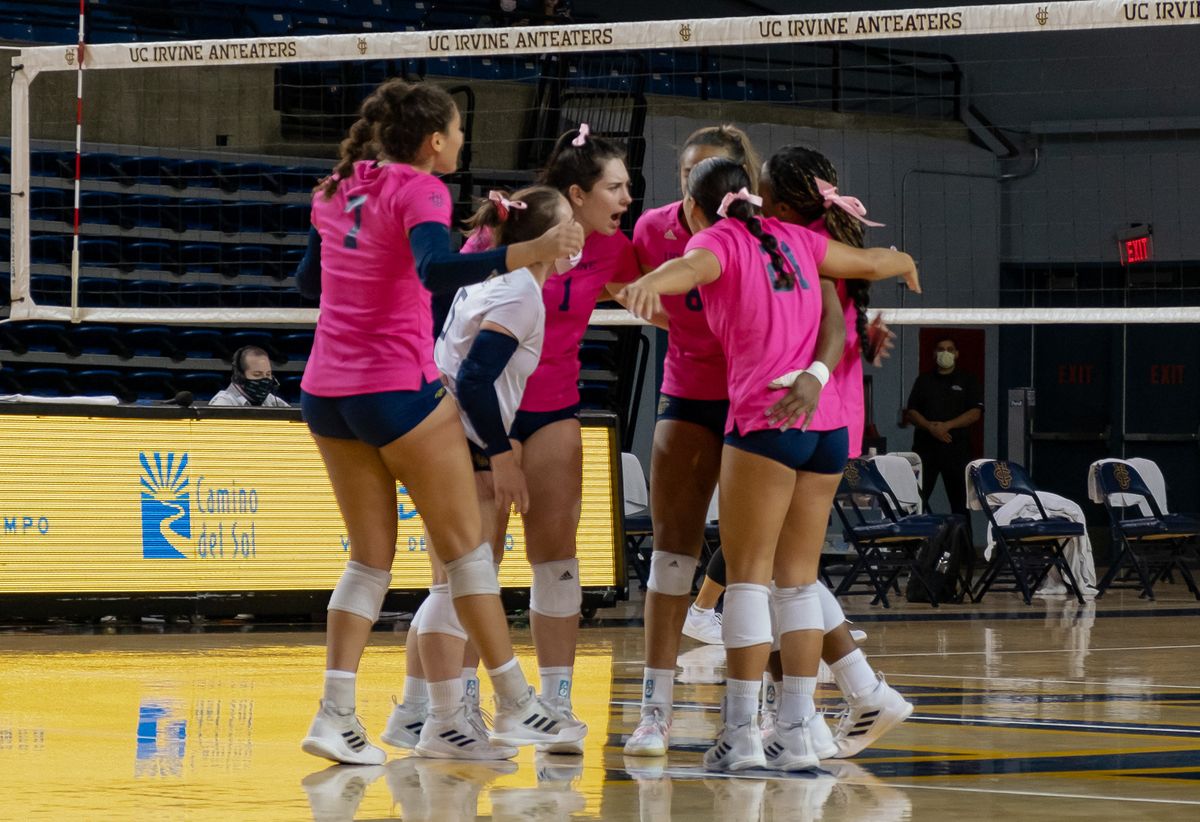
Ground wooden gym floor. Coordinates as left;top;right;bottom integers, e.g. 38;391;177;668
2;586;1199;820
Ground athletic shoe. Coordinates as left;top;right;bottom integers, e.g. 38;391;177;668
301;764;383;822
809;712;838;760
415;758;517;820
415;704;518;760
762;717;820;772
849;627;868;643
703;702;766;772
832;674;913;758
682;605;724;645
623;706;671;757
380;696;428;750
491;686;588;748
301;699;387;765
536;697;585;755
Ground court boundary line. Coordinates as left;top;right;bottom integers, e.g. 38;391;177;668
886;672;1200;690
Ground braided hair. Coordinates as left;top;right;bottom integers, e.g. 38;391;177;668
464;186;567;247
321;79;458;198
681;124;762;193
762;145;872;354
537;127;625;195
687;156;793;289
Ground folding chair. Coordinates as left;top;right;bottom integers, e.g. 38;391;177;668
968;460;1086;605
833;458;946;607
1088;459;1200;601
621;452;654;591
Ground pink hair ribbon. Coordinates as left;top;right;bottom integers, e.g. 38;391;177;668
815;177;885;227
715;187;763;218
571;123;590;147
488;190;528;222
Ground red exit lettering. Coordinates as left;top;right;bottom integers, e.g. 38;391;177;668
1150;364;1186;385
1058;364;1095;385
1125;236;1150;264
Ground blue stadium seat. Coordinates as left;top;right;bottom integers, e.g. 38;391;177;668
177;371;227;401
30;236;69;266
229;162;285;196
30;150;73;179
29;275;68;305
118;156;164;186
123;240;176;274
278;166;328;194
4;322;75;355
222;201;272;235
18;367;74;397
78;277;121;307
231;284;279;307
228;244;277;278
128;279;176;308
177;282;220;308
180;243;222;274
122;194;179;231
278;204;312;236
72;325;128;357
179;198;221;232
279;374;303;403
280;246;306;281
80;238;122;268
127;370;176;401
123;327;182;360
30;188;70;222
80;191;122;226
74;369;133;401
161;158;222;190
280;331;314;362
227;330;281;363
79;152;129;185
177;328;229;360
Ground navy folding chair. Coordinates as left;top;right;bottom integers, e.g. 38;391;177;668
833;458;946;607
621;452;654;591
1090;460;1200;601
969;460;1086;605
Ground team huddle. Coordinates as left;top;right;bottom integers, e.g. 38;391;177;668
296;78;920;774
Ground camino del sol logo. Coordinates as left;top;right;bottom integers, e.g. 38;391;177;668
139;452;191;559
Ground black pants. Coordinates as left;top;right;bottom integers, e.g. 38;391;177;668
916;446;971;518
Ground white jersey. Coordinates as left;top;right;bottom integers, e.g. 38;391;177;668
434;268;545;449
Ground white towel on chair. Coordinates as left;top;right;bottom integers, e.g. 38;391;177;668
985;491;1098;599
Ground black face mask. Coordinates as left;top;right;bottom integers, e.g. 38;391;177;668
236;376;278;406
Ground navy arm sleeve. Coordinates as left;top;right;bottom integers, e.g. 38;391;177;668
295;225;322;300
410;221;509;294
456;329;520;457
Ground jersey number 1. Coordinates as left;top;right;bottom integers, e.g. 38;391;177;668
343;195;368;249
558;277;573;312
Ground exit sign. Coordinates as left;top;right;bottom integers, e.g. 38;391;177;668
1118;225;1153;265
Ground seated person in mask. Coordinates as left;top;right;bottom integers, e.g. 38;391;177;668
210;345;290;407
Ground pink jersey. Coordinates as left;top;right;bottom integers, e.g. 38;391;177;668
688;217;843;435
302;161;449;396
808;219;865;458
633;201;728;401
461;226;638;410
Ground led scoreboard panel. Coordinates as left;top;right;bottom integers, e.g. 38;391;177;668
0;406;622;594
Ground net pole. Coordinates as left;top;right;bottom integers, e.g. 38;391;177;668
68;0;87;323
8;59;32;320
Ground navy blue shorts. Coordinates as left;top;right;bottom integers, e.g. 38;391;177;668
656;393;729;439
301;379;446;448
724;426;849;474
468;440;492;473
508;403;579;443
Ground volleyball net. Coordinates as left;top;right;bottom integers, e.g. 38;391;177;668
6;0;1200;326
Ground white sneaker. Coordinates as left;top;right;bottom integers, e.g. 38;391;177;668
762;717;820;772
623;706;671;757
301;764;383;822
832;674;913;758
682;605;724;645
491;686;588;748
809;712;838;759
415;704;518;760
536;697;586;755
380;696;428;750
850;627;868;643
703;711;765;772
301;700;387;765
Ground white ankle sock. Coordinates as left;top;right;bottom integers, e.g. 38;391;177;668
540;666;573;703
778;675;817;724
403;675;429;707
830;649;877;700
641;667;675;714
725;678;760;727
428;678;465;720
761;672;779;716
323;669;356;712
486;657;528;704
461;666;480;706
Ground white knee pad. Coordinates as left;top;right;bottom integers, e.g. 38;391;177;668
415;583;467;640
530;558;582;618
769;592;781;652
772;583;823;636
445;542;501;599
721;583;773;649
817;581;846;634
647;551;698;596
327;560;392;622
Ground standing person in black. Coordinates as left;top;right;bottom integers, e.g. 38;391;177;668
904;336;983;517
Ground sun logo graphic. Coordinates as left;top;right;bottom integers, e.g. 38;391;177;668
140;452;191;559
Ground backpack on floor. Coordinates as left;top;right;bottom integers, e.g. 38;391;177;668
906;513;974;604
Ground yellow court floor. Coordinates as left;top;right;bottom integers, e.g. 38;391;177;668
2;588;1200;820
